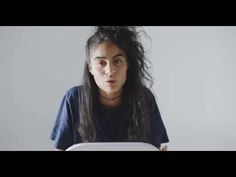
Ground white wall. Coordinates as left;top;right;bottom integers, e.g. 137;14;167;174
0;27;91;150
145;26;236;150
0;26;235;150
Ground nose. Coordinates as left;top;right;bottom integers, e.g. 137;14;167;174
105;63;116;76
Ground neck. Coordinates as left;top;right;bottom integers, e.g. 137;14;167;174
99;91;122;107
100;94;121;101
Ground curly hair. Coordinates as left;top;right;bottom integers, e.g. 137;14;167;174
78;26;153;142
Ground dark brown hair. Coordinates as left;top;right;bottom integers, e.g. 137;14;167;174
78;26;153;142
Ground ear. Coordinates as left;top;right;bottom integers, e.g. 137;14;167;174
88;63;93;75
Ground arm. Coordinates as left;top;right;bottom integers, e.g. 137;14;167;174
148;90;169;151
50;91;76;150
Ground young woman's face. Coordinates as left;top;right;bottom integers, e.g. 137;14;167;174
89;41;128;96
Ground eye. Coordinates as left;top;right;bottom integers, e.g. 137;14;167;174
96;60;106;67
113;58;124;65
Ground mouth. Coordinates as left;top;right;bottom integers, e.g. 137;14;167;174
106;80;117;86
106;80;116;83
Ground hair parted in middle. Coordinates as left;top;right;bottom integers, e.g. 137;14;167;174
78;26;153;142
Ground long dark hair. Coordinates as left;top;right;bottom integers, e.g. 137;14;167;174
78;26;153;142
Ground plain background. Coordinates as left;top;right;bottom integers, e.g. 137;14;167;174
0;26;235;150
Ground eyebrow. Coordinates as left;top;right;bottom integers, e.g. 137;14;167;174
94;53;126;60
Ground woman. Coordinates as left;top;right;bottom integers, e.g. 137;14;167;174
50;26;169;150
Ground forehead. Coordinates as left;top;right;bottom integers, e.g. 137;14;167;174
90;41;125;60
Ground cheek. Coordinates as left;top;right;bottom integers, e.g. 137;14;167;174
90;64;103;75
119;67;128;81
91;68;104;83
90;64;101;75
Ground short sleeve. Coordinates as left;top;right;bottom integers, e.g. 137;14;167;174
149;92;169;148
50;93;74;150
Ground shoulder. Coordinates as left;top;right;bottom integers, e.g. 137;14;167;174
143;86;156;104
63;85;84;107
65;85;84;99
142;86;161;114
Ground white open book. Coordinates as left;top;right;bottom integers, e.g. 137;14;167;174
66;142;159;151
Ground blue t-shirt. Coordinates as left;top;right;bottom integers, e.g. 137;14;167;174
50;86;169;150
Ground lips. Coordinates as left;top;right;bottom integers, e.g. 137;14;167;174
106;80;116;83
106;80;117;86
